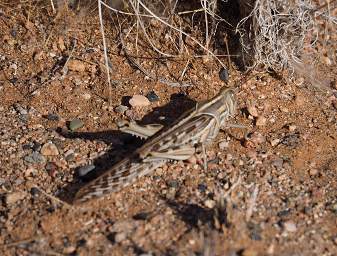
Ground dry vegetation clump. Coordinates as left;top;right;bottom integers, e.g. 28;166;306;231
236;0;316;71
97;0;335;78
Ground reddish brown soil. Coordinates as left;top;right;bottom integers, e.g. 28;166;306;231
0;2;336;256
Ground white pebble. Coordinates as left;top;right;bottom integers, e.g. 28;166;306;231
129;95;150;107
41;142;59;156
204;199;216;209
256;116;267;126
283;221;297;232
247;104;259;117
218;140;229;150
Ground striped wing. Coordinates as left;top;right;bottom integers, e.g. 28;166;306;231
74;157;165;203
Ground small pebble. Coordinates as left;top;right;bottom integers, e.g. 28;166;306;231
45;162;58;178
24;167;37;177
46;113;60;121
204;199;216;209
24;151;46;163
78;164;96;177
309;168;319;176
67;59;86;72
22;142;33;150
129;95;150;107
281;133;300;148
218;140;229;150
288;125;297;132
41;142;59;156
272;157;283;170
133;212;150;220
10;77;18;84
114;232;126;243
270;139;280;147
283;220;297;232
30;187;41;197
82;93;91;100
32;141;42;151
77;238;87;247
219;67;229;82
14;103;28;115
279;106;289;113
245;132;265;147
198;183;207;192
69;118;84;131
247;104;259;117
5;191;26;205
167;180;179;188
255;116;267;126
146;91;159;102
322;56;331;65
125;109;138;119
64;150;75;161
295;95;305;106
114;105;128;114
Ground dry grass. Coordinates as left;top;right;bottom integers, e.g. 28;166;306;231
236;0;336;73
48;0;336;91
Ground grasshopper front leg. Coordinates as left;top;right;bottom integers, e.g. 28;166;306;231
117;120;164;139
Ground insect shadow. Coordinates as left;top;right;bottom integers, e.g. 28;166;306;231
56;93;196;203
164;198;229;231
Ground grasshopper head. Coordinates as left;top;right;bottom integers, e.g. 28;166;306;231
218;87;236;123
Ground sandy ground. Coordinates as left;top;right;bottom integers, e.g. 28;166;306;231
0;1;336;255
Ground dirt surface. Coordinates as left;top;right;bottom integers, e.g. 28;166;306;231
0;2;337;256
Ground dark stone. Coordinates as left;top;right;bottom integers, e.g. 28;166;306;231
219;67;229;82
281;133;300;148
30;187;40;197
46;113;60;121
146;91;159;102
24;151;45;163
9;77;18;84
32;141;42;151
277;209;291;218
197;183;207;192
133;212;150;220
168;180;179;188
22;143;33;150
76;238;87;247
247;222;262;241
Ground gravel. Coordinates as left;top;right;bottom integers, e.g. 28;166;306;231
68;118;84;131
24;151;46;163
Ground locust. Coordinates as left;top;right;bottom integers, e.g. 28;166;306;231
74;87;236;203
